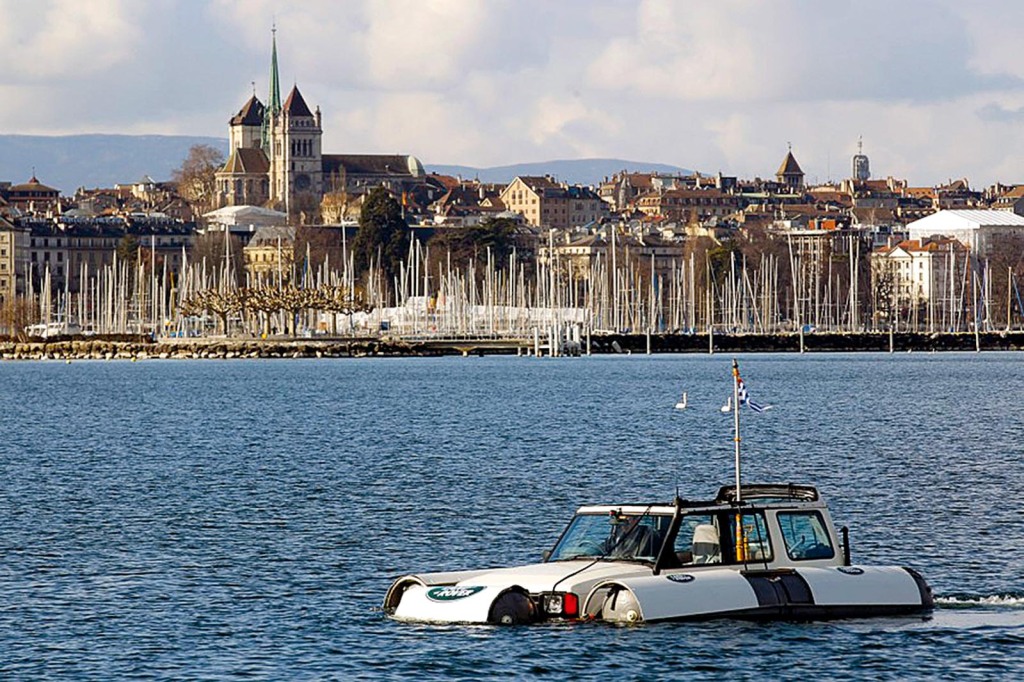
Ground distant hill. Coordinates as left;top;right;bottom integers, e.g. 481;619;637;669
426;159;692;187
0;135;692;194
0;134;229;193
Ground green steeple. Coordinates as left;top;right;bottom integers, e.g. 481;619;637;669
261;25;282;151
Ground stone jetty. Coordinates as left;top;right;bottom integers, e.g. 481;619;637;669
2;330;1024;361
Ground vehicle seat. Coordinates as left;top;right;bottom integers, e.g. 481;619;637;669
691;524;720;564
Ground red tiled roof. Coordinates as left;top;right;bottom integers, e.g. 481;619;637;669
222;147;270;174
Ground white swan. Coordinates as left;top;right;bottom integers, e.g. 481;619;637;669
674;392;688;410
720;396;732;413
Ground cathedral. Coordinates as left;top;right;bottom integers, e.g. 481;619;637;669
216;29;424;220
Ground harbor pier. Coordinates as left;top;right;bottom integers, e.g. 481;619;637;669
3;330;1024;360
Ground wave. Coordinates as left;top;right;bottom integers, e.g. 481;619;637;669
937;594;1024;608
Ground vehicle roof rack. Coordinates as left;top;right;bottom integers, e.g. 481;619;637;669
715;483;819;504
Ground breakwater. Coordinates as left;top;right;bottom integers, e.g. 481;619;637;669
3;331;1024;360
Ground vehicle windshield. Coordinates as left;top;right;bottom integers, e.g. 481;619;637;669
548;512;671;562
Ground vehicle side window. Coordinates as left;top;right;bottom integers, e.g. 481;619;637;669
673;514;721;566
732;512;773;563
778;511;835;561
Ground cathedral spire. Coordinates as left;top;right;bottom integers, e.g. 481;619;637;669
268;23;281;115
262;24;282;152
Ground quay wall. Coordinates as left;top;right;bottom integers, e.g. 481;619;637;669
594;331;1024;354
2;331;1024;360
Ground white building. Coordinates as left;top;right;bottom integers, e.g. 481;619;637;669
906;209;1024;257
872;239;967;305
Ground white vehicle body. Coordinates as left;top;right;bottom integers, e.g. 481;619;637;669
384;484;933;625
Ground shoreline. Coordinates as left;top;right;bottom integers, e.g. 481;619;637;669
2;331;1024;360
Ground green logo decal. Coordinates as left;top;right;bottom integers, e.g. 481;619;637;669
426;586;485;601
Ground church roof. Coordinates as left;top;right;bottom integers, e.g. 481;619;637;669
283;86;313;117
322;154;417;177
230;95;265;126
221;147;270;175
777;151;804;177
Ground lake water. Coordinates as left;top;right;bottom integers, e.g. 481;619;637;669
1;353;1023;680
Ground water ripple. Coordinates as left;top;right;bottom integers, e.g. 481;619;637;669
1;354;1022;679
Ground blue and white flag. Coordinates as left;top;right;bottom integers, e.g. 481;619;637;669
737;377;771;413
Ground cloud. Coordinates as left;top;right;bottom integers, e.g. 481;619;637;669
0;0;143;81
585;0;1023;104
977;103;1024;123
4;0;1024;187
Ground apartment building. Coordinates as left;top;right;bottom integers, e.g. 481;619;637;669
500;176;608;230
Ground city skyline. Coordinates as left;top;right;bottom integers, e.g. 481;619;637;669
3;0;1024;188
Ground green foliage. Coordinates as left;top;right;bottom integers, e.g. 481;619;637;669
352;187;409;281
116;234;139;264
429;217;520;271
706;241;739;285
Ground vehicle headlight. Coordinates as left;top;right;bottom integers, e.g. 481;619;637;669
543;594;564;614
542;592;579;617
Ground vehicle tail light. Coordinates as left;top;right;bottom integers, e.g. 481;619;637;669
563;592;579;617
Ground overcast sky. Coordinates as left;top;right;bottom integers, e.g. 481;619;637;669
3;0;1024;187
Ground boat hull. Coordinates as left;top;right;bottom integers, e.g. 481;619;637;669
587;565;933;623
384;564;933;625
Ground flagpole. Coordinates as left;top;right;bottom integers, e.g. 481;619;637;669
732;358;742;503
732;358;745;562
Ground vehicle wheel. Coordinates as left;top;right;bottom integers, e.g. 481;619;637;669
488;590;535;625
600;586;643;623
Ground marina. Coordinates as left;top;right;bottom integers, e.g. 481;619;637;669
1;353;1022;678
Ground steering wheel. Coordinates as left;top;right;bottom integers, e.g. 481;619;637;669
788;536;811;557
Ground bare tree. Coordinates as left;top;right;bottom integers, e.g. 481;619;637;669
190;231;246;287
0;296;38;339
172;144;225;214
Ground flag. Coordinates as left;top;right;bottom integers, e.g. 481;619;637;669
737;378;768;412
734;365;772;413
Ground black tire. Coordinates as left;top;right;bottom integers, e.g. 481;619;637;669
488;590;536;625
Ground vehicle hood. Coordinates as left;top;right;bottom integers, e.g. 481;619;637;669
457;560;653;593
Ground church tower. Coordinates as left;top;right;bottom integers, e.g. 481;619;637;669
776;145;805;192
264;28;323;215
229;91;264;151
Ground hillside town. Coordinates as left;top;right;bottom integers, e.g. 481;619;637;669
2;34;1024;344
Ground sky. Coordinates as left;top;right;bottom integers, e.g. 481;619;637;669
3;0;1024;188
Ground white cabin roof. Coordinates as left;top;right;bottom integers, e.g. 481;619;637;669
907;209;1024;231
203;205;287;226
